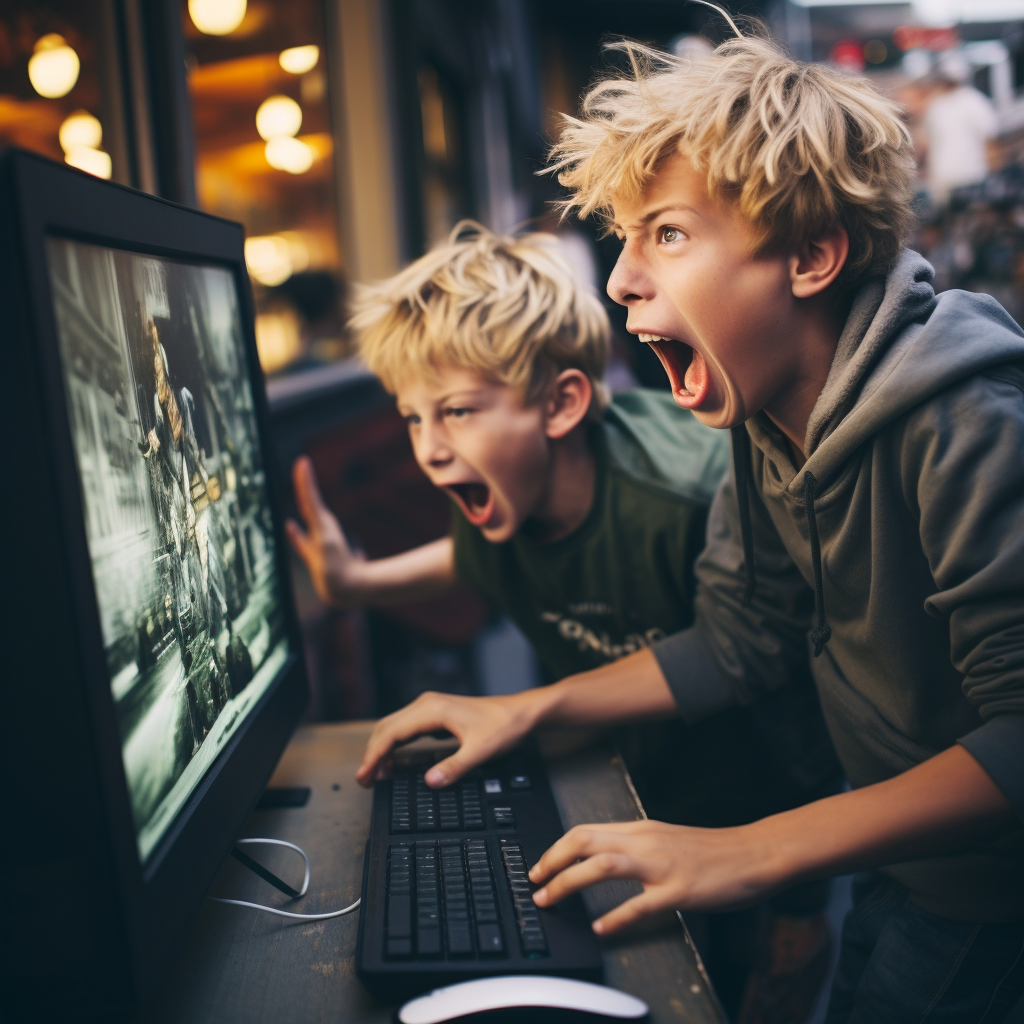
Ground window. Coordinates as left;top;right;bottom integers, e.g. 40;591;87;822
182;0;346;376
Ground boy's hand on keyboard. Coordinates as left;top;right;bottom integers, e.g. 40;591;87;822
286;456;364;607
529;819;776;935
357;690;542;788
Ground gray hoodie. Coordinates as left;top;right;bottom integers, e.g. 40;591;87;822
652;250;1024;923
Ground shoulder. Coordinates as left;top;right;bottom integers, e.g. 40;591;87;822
895;362;1024;487
602;389;730;506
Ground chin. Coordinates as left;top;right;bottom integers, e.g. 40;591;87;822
479;522;516;543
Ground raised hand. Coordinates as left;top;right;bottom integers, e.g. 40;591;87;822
285;455;363;607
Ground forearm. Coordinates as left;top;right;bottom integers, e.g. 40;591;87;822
531;647;679;730
338;537;458;607
754;744;1015;891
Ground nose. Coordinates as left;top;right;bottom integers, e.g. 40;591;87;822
411;419;454;471
607;240;654;307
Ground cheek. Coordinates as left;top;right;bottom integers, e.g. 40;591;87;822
487;424;548;503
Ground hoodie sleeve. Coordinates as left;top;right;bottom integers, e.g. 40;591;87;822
652;455;816;723
907;366;1024;818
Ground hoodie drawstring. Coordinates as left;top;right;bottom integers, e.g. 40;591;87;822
730;427;832;657
730;426;757;606
803;470;832;657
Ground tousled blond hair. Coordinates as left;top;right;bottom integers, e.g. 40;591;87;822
549;35;916;280
350;221;611;413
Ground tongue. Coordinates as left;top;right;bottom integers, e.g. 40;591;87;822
683;348;707;396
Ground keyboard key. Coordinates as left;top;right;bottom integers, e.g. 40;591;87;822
387;938;412;957
510;774;531;789
447;924;472;954
387;894;411;938
500;843;549;957
477;922;505;954
417;927;441;956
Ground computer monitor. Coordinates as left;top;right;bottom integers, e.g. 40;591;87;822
0;149;309;1019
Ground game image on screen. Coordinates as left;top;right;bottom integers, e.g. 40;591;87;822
46;238;289;862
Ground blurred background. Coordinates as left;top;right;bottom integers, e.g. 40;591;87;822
4;2;1023;1019
3;0;1022;726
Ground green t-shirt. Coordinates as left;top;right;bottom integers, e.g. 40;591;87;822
450;389;840;828
450;390;730;682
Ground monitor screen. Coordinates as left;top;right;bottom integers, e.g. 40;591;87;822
46;237;289;863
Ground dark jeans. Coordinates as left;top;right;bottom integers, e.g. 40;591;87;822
824;873;1024;1024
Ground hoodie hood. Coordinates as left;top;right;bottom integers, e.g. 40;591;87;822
734;249;1024;657
802;249;1024;491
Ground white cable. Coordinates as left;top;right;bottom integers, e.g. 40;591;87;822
208;837;361;920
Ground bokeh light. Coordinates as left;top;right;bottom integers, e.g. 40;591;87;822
188;0;247;36
264;136;314;174
279;45;319;75
59;111;102;153
256;95;302;141
28;34;80;99
65;147;112;179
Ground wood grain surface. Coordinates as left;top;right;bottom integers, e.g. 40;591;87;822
134;722;724;1024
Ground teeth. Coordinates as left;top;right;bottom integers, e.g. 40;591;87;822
638;333;672;344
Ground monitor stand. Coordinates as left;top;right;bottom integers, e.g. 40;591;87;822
231;786;312;897
230;845;302;898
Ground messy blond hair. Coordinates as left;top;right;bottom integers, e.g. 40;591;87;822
350;221;611;413
549;35;916;280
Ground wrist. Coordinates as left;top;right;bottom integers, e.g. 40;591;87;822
505;686;557;733
327;557;372;607
742;805;828;894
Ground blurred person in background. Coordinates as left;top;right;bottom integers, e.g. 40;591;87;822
923;51;998;205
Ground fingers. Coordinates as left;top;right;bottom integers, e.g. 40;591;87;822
284;519;310;561
292;456;328;531
592;890;667;936
532;850;639;909
529;822;643;885
425;739;495;788
356;698;453;787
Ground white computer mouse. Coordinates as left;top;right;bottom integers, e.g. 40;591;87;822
397;975;649;1023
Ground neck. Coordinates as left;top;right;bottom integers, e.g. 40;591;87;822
527;425;596;543
763;289;848;467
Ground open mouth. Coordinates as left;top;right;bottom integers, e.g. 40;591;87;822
638;334;709;410
445;482;495;527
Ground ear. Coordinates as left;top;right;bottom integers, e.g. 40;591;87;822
789;226;849;299
543;369;593;440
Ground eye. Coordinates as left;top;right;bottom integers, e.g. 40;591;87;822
658;225;685;244
403;413;421;426
443;407;473;419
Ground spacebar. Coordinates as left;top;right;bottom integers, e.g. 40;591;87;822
387;894;411;937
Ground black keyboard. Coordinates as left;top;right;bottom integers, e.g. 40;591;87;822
355;743;602;998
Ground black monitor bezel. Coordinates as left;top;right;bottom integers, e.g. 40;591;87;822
8;150;309;997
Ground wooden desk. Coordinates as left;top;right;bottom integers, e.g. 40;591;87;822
136;723;724;1024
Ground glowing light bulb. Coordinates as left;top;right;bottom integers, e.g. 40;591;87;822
279;45;319;75
65;147;112;179
256;95;302;140
188;0;246;35
59;111;102;153
28;34;80;99
264;137;314;174
245;235;293;286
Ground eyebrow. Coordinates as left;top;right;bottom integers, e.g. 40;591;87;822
611;204;702;233
436;389;488;406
